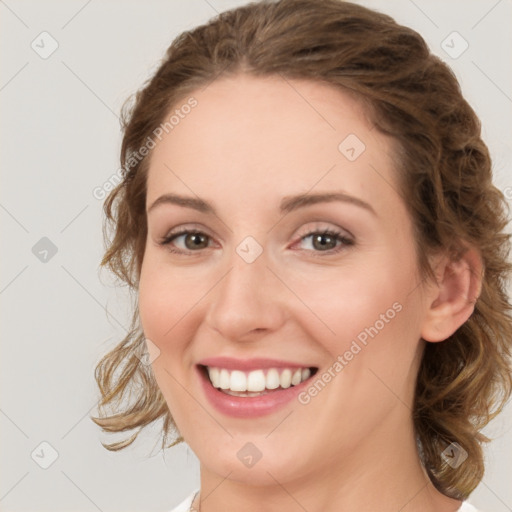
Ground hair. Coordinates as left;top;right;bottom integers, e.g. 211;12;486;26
91;0;512;500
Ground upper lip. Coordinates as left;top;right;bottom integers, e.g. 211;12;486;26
197;357;317;371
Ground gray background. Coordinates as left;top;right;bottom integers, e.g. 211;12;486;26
1;0;511;511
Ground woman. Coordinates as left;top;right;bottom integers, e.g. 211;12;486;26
91;1;512;511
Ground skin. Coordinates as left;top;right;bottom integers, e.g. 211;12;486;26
138;73;482;512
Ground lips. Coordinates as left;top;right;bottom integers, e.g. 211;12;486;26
197;356;316;372
196;357;319;417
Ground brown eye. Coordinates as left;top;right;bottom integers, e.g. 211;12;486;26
296;229;354;255
183;232;209;250
160;229;212;254
311;232;338;251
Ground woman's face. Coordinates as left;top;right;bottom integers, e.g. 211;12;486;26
139;74;432;485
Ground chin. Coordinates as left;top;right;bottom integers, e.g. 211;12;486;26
198;437;308;486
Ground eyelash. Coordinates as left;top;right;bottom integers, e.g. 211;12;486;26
159;227;354;257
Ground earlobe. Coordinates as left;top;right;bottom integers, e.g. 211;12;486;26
421;246;483;343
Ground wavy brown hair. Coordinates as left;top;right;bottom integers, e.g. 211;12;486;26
91;0;512;500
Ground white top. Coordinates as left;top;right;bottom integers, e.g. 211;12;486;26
168;490;480;511
168;490;197;512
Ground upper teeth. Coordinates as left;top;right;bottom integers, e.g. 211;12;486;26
206;367;312;392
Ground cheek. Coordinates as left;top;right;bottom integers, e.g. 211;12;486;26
138;253;201;340
138;259;199;422
286;253;415;357
138;276;173;342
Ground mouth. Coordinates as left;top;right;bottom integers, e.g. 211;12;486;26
198;364;319;397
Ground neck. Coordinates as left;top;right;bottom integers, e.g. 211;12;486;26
194;416;463;512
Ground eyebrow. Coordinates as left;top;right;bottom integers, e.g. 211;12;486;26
147;191;377;217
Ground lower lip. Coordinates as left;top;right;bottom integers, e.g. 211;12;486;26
197;366;314;418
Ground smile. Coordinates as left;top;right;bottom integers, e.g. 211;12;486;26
204;366;314;396
196;360;319;417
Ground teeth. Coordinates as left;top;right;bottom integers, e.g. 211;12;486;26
247;370;266;392
219;369;230;390
206;366;314;393
266;368;280;390
291;368;302;386
230;370;247;392
280;369;292;389
301;368;311;381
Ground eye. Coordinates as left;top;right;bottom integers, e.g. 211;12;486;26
294;227;354;256
159;225;355;257
159;228;212;255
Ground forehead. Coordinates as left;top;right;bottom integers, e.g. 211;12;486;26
146;73;399;214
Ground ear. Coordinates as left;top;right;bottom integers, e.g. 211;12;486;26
421;246;484;343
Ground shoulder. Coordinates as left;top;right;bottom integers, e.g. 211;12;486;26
459;502;480;512
167;490;198;512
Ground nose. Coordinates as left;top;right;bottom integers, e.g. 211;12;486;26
204;245;288;342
